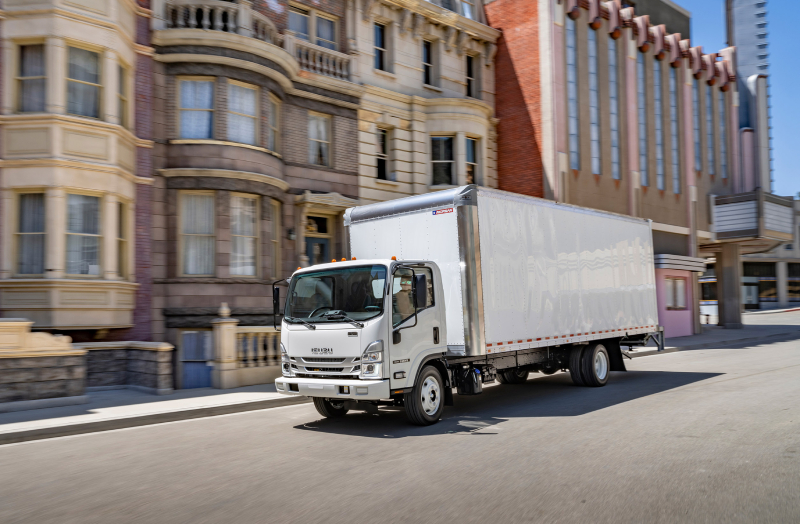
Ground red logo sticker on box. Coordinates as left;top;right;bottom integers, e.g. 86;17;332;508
432;208;453;215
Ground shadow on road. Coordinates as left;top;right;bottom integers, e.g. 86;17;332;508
293;370;722;439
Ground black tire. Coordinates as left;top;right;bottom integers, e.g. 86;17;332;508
502;368;529;384
569;346;586;386
580;343;610;387
405;366;445;425
313;397;349;418
495;371;509;384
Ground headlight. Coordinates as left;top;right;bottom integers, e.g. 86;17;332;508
280;343;294;377
360;340;383;379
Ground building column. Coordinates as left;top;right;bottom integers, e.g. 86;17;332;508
103;193;119;280
45;188;66;279
46;37;66;114
0;190;14;278
777;261;788;307
103;49;119;125
716;243;743;329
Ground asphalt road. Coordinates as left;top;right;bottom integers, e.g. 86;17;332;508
2;337;799;524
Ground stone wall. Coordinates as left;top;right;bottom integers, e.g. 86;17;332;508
78;342;175;395
0;356;85;404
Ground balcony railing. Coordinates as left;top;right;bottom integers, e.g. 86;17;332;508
162;0;351;81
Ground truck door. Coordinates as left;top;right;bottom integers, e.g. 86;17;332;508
389;266;441;389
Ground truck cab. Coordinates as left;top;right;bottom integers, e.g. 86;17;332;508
275;259;449;423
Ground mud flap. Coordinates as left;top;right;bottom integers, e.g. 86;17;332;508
444;386;454;406
605;339;627;372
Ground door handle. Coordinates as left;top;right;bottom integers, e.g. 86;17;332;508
433;327;439;345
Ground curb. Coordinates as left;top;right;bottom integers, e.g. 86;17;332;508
625;330;800;359
0;395;311;446
743;307;800;316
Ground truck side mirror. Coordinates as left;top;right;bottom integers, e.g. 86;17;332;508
413;274;427;309
272;287;281;329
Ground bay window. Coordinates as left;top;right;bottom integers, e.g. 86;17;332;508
181;193;215;276
228;82;258;145
66;194;101;276
17;193;45;275
231;195;258;277
179;79;214;139
67;47;101;118
18;44;46;113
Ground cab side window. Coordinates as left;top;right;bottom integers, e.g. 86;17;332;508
391;267;434;327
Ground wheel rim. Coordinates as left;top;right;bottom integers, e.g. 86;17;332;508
514;369;528;379
420;376;441;415
594;351;608;380
329;399;345;410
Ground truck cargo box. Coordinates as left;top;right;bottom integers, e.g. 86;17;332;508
344;186;659;357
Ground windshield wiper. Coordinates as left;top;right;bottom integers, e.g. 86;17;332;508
322;311;365;328
285;316;316;330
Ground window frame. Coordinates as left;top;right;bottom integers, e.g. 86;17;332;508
431;135;455;186
177;76;216;140
654;57;665;191
268;93;281;154
608;36;621;180
65;191;103;278
271;199;282;280
66;44;103;120
308;111;332;167
14;191;46;277
227;79;259;146
665;277;687;310
230;193;260;278
637;51;648;186
288;4;338;51
315;12;338;50
423;40;434;86
465;137;479;185
17;42;47;114
179;190;217;277
117;201;128;279
374;23;388;72
565;16;580;171
669;65;681;194
706;85;715;176
288;5;311;41
719;90;728;180
588;28;600;175
118;63;130;129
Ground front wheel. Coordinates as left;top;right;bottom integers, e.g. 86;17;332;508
500;368;529;384
313;397;349;418
405;366;445;425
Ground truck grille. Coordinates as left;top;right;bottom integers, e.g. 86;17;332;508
300;357;346;363
292;356;360;376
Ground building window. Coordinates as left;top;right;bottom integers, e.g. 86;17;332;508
271;199;281;280
588;29;600;175
423;41;434;85
316;16;336;50
18;44;45;113
719;92;728;179
228;82;258;145
231;195;258;277
67;47;101;118
118;65;129;129
466;137;479;185
466;55;476;98
566;17;579;171
181;193;215;276
179;79;214;139
431;137;454;186
460;0;476;19
665;277;687;310
117;202;127;278
654;59;665;191
66;194;101;276
376;129;390;180
309;112;331;166
289;6;310;40
268;95;281;153
706;86;715;175
16;193;45;275
375;23;387;71
637;52;648;186
693;79;701;172
669;67;680;194
608;37;620;180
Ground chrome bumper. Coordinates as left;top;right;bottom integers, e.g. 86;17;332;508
275;376;391;400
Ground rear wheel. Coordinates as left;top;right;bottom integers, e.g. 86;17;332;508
405;366;445;425
313;397;349;418
501;368;529;384
540;362;558;375
580;343;610;387
569;346;586;386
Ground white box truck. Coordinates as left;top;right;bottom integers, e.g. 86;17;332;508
274;186;662;425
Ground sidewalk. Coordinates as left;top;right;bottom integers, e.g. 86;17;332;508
3;311;800;446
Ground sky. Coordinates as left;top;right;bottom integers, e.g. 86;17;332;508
672;0;799;198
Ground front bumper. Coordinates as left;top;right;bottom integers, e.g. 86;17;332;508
275;376;391;400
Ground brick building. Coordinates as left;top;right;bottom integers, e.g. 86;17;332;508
484;0;795;335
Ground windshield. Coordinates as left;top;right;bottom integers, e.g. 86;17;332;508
285;265;387;323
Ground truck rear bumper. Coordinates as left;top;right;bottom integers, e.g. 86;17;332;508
275;377;391;400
